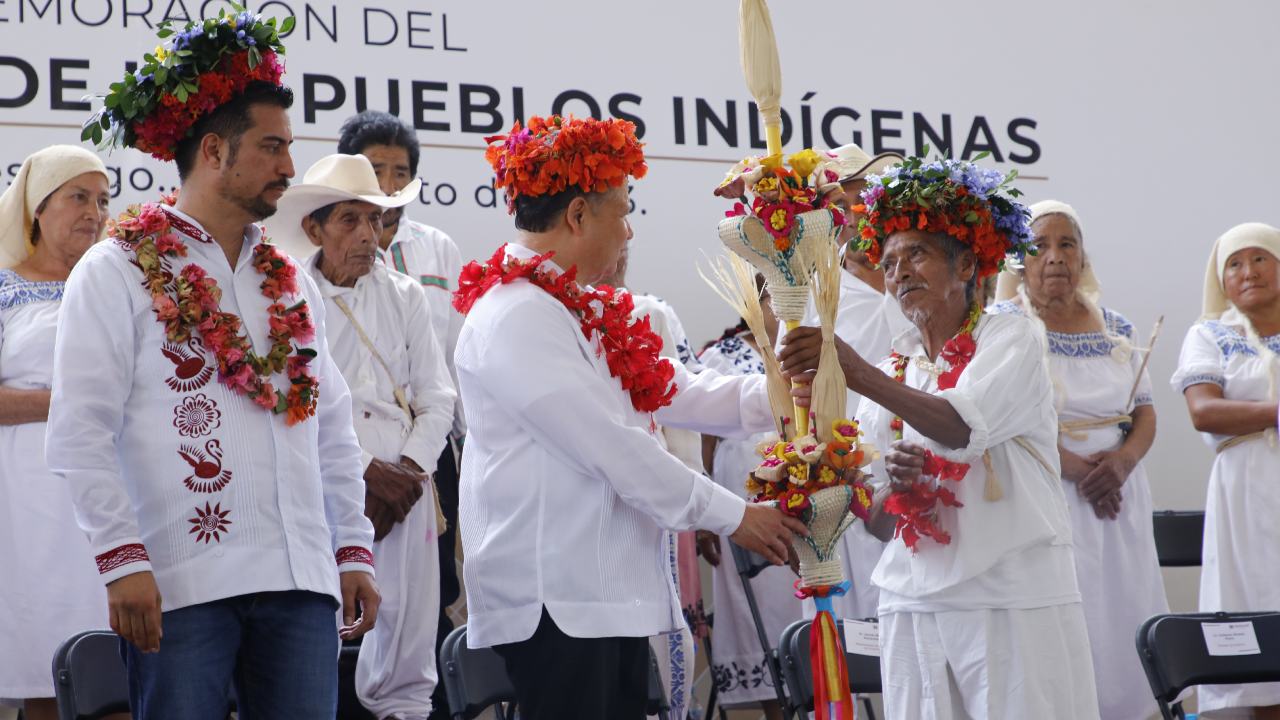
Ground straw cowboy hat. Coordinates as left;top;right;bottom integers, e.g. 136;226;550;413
267;153;420;260
827;143;904;185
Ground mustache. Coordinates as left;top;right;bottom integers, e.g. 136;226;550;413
264;179;290;191
896;284;925;298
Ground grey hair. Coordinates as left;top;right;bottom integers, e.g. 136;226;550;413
937;234;979;307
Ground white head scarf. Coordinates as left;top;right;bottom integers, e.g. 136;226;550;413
0;145;110;269
1201;222;1280;319
992;199;1132;375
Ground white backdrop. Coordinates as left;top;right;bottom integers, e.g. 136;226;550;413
4;0;1279;553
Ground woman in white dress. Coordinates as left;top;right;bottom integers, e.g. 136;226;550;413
1173;222;1280;720
991;200;1168;720
0;146;117;720
697;288;803;720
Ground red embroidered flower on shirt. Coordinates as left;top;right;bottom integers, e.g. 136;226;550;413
173;394;221;438
188;502;232;544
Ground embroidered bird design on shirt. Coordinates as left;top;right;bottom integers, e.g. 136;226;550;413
178;439;232;493
162;337;213;392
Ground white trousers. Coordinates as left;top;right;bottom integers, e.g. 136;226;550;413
880;604;1099;720
355;491;441;719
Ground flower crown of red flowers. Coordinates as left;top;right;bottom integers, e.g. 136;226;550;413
484;115;648;213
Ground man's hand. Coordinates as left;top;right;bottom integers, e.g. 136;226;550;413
696;530;722;567
363;493;397;541
364;458;425;521
884;441;929;490
778;326;870;392
338;571;381;641
729;505;809;567
107;571;163;653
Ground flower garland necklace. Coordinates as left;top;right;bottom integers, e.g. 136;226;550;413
453;245;677;414
883;302;983;552
115;202;319;425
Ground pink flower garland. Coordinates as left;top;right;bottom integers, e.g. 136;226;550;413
114;202;320;426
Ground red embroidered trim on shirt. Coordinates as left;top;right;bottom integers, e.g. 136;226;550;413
96;543;150;574
163;210;215;244
335;546;375;567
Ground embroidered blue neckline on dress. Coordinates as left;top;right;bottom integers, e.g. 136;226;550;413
0;268;65;310
990;301;1134;358
1202;320;1280;359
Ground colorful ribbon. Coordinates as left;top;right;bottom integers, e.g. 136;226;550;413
796;581;854;720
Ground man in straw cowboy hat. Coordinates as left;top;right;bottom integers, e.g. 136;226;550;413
267;153;456;720
454;114;807;719
781;156;1100;720
47;11;379;718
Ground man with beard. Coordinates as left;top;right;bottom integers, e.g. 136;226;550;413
46;13;380;718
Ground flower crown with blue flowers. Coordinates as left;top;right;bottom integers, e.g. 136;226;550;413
83;4;293;161
854;153;1032;280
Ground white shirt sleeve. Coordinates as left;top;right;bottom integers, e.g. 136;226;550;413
304;274;377;574
656;363;772;439
46;250;152;583
931;316;1056;464
467;292;746;535
1171;322;1225;392
401;281;456;471
442;236;467;439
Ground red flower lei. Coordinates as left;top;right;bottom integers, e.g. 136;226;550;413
114;202;319;425
884;303;983;552
453;245;677;414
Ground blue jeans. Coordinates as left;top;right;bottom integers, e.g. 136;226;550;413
121;590;339;720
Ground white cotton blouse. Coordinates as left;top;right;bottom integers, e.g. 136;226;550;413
855;312;1081;612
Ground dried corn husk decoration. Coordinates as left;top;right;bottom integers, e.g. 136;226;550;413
806;239;846;443
700;252;795;439
739;0;783;157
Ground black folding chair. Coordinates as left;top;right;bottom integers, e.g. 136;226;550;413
1152;511;1205;567
728;543;792;716
51;630;130;720
1136;611;1280;720
439;624;670;719
778;618;880;720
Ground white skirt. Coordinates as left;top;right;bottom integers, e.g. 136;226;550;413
0;421;108;700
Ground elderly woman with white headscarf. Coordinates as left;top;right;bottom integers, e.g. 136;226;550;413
989;200;1168;720
0;145;117;720
1173;222;1280;720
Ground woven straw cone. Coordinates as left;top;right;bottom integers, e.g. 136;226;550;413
788;485;857;589
717;209;839;324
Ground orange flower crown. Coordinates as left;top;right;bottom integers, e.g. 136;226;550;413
484;115;647;213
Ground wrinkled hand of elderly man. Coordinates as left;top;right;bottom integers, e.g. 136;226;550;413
364;457;425;522
885;441;930;491
730;504;809;567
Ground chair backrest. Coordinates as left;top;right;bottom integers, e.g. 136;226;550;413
52;630;130;720
730;542;772;580
440;625;516;720
777;618;883;712
1152;510;1204;567
1137;611;1280;713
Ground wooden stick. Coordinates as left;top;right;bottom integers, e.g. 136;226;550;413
1126;315;1164;409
